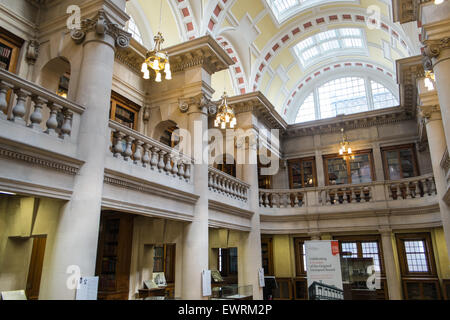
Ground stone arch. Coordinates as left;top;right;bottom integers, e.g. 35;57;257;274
153;120;180;148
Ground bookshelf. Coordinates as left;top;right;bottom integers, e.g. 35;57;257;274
0;28;23;73
96;211;134;300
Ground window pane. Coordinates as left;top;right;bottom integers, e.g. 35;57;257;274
404;240;429;272
399;149;415;178
318;77;368;119
361;242;381;272
341;242;358;258
327;157;348;185
302;161;314;187
386;151;401;180
290;162;302;188
295;92;315;123
350;154;372;183
371;81;398;109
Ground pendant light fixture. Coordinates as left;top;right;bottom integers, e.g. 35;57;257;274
339;128;352;156
214;92;236;129
141;0;171;82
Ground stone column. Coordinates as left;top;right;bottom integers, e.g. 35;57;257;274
239;127;263;300
380;230;402;300
315;150;325;187
40;9;130;299
423;37;450;153
181;97;209;300
372;142;385;181
418;83;450;259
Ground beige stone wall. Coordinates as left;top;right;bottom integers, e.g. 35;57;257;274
0;195;64;297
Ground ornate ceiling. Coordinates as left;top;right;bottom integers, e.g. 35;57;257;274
126;0;421;122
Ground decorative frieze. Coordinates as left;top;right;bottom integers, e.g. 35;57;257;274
0;146;80;175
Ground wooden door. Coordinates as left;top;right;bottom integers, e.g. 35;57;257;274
25;236;47;300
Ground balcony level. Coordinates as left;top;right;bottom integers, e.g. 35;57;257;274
259;174;441;233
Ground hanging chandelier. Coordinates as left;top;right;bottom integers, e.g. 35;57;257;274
141;32;171;82
339;128;352;156
214;92;237;129
424;70;435;91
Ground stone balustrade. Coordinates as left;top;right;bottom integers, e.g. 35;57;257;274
386;173;436;200
208;167;249;202
109;120;193;182
259;189;305;208
0;69;84;140
259;174;437;208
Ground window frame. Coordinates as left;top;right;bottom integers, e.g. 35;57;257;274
261;237;274;276
110;92;141;130
395;233;437;278
333;235;385;275
287;156;317;189
381;144;419;180
323;149;375;186
294;237;310;276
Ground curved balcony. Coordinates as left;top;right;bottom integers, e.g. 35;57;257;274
259;174;440;233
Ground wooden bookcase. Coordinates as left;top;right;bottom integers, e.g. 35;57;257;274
0;27;23;74
95;211;134;300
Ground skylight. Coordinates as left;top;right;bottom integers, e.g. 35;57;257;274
294;77;399;123
266;0;356;24
293;28;367;68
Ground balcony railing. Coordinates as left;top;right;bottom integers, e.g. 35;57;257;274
108;120;193;182
0;69;84;141
259;174;437;208
208;167;249;202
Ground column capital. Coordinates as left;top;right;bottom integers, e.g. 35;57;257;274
378;228;393;236
423;37;450;70
70;9;131;49
420;104;442;122
181;93;215;115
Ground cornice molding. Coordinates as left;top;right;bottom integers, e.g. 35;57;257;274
209;199;253;219
0;146;80;175
208;219;251;232
103;171;199;205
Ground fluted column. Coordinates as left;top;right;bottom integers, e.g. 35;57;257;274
238;127;263;300
380;229;402;300
181;97;209;299
41;8;130;300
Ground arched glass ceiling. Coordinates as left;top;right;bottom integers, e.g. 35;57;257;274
126;16;143;45
295;77;398;123
266;0;357;24
293;28;366;68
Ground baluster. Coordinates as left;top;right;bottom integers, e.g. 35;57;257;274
259;192;263;207
422;179;430;196
165;154;173;174
11;88;29;125
150;147;159;170
123;136;134;161
273;193;279;208
413;180;420;198
351;188;357;203
157;150;166;172
0;82;11;119
142;144;151;168
264;192;270;207
45;102;60;136
343;189;350;204
431;177;437;195
113;131;125;158
178;160;185;179
133;140;144;165
184;163;191;181
293;193;299;207
230;182;236;199
29;95;45;130
60;108;73;139
283;193;289;208
171;157;179;176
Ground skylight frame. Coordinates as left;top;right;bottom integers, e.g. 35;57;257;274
293;28;368;69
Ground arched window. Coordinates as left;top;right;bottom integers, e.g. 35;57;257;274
126;16;143;45
294;76;398;123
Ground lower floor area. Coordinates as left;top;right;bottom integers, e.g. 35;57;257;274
0;194;449;300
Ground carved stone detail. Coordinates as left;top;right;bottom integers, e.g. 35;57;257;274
70;9;131;49
423;37;450;70
178;93;215;114
25;40;40;65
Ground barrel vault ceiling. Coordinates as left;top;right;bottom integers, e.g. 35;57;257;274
126;0;421;123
